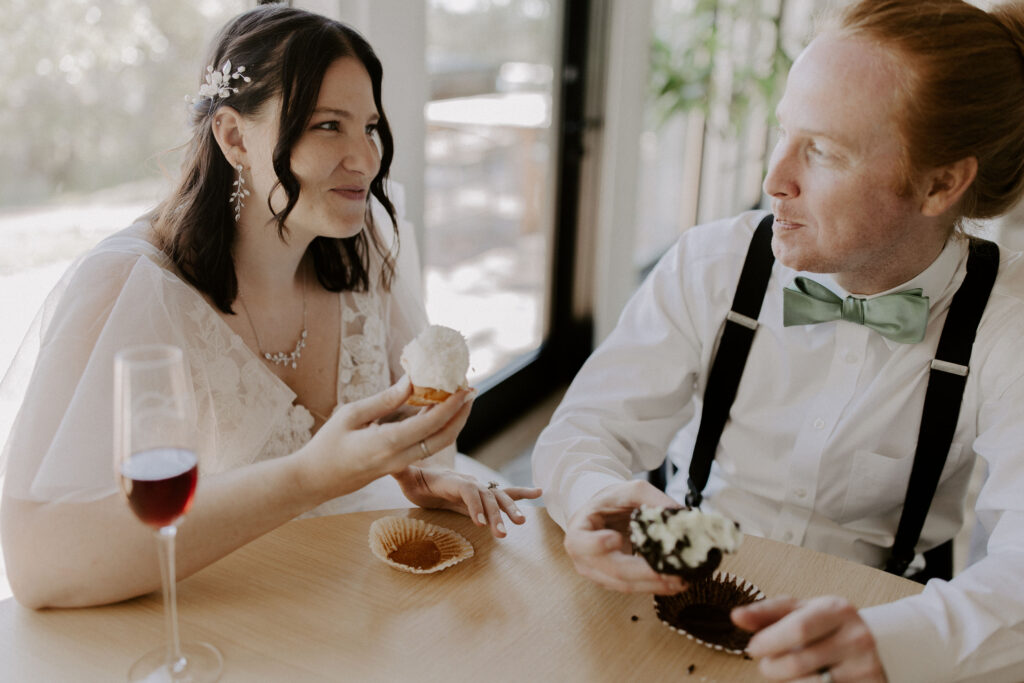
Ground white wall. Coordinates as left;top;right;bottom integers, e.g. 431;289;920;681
589;0;653;343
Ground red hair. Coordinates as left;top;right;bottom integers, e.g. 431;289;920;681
821;0;1024;221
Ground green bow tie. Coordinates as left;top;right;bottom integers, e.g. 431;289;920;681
783;276;930;344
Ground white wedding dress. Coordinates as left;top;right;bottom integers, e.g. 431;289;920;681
0;197;497;513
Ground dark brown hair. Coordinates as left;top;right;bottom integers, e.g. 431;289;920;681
154;5;398;313
821;0;1024;224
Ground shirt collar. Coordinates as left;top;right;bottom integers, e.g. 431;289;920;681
787;237;968;349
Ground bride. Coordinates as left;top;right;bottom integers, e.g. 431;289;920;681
0;5;539;609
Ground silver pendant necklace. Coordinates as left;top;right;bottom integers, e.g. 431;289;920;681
237;272;308;370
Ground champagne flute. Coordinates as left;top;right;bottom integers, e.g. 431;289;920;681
114;344;222;682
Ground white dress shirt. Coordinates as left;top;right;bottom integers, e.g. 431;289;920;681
532;211;1024;683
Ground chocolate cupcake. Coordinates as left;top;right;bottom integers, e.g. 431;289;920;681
654;571;764;654
629;505;742;581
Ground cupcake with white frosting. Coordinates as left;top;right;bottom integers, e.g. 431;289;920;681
629;505;742;581
400;325;470;406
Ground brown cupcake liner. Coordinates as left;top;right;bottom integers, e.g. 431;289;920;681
406;385;452;406
368;515;474;574
653;571;765;655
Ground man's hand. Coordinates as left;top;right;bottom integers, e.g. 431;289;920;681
732;595;887;682
563;479;685;594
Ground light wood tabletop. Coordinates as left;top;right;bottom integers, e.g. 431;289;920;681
0;506;921;682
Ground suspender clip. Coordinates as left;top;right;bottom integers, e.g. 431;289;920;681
930;359;969;377
885;552;913;577
726;310;759;330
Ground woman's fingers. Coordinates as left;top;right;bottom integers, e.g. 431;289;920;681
502;486;542;501
492;488;527;525
386;389;474;456
477;487;508;537
459;484;487;527
341;375;413;426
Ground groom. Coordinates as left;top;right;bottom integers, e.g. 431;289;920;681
533;1;1024;682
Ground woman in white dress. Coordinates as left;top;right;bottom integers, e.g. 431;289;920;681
0;5;540;608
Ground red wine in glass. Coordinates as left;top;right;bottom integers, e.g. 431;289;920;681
114;344;221;681
120;448;198;528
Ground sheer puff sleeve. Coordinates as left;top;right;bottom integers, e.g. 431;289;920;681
2;223;187;502
0;222;294;503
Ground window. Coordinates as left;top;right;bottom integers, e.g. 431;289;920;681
0;0;250;381
423;0;563;387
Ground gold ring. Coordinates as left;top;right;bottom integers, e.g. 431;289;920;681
418;440;431;458
487;480;500;490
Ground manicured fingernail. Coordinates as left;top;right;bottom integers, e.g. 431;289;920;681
477;514;487;525
497;523;506;533
513;506;522;517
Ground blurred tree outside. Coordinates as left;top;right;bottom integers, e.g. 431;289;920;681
426;0;554;99
0;0;249;211
0;0;248;377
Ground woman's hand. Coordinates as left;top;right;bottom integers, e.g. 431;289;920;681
392;466;542;538
297;376;474;501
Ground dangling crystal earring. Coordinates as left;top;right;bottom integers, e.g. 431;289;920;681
230;163;250;221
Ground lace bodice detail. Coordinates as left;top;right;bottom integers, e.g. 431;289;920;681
183;287;392;473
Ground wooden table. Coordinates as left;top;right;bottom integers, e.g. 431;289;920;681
0;507;921;682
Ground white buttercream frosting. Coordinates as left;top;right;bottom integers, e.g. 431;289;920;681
630;506;742;569
400;325;469;393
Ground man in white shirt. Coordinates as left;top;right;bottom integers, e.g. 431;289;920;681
532;2;1024;682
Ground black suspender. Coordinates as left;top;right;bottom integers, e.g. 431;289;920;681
686;214;776;508
684;215;1000;580
885;237;1000;576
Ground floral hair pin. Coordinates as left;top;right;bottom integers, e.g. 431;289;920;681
186;60;251;106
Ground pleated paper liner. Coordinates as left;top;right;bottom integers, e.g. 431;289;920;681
653;571;765;655
368;515;474;574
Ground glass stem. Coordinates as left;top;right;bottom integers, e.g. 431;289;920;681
156;525;186;675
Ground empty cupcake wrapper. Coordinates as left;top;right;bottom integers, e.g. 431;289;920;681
368;515;474;574
653;570;765;655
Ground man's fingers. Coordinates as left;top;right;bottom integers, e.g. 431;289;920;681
578;551;685;594
746;596;856;658
756;616;878;682
732;595;801;632
564;527;620;556
565;528;685;594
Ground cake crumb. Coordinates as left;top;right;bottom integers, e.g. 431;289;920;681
687;663;696;674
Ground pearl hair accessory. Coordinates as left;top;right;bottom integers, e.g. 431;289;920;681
186;61;251;106
230;164;250;221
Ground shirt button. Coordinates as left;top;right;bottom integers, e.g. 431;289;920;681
813;418;825;430
794;488;807;499
782;531;794;542
845;352;859;364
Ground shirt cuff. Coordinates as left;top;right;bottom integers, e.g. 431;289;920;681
548;472;629;530
861;598;952;683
